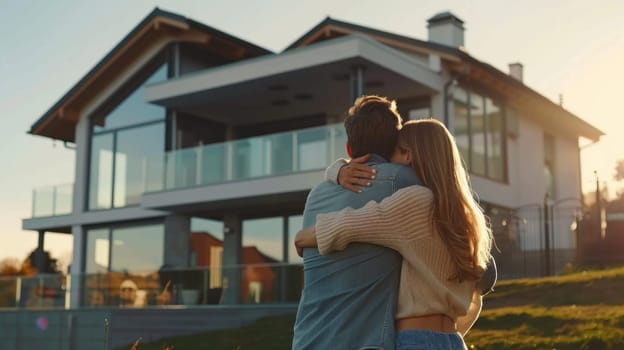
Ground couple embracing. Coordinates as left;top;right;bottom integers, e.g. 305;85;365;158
292;95;496;350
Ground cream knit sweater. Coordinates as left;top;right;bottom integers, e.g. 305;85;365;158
315;185;481;335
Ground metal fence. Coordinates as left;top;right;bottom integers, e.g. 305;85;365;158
490;203;582;279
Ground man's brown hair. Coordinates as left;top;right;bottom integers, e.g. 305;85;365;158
344;95;403;160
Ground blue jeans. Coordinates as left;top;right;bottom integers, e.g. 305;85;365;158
396;330;467;350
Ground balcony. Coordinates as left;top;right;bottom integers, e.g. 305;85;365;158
156;123;346;192
30;123;347;218
31;184;73;218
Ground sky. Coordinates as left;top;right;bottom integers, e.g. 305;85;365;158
1;0;623;265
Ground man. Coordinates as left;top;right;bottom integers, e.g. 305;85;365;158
119;279;138;307
292;95;422;350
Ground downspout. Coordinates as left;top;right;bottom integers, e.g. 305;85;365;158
63;141;76;150
443;77;457;127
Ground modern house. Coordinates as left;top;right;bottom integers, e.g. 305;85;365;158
13;7;603;348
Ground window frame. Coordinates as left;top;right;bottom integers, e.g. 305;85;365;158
83;219;165;273
454;84;509;183
85;49;172;211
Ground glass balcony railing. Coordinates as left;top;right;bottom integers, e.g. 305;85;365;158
30;123;347;217
0;263;303;309
157;123;347;191
0;274;67;308
31;184;73;218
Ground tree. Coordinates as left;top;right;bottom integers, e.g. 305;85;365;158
0;258;23;276
0;249;61;277
615;159;624;182
615;160;624;198
25;249;60;275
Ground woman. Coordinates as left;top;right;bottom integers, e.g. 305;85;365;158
295;119;493;350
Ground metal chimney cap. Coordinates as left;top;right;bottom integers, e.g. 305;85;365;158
427;11;465;26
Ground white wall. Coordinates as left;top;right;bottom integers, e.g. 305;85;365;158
554;136;582;202
551;136;582;249
513;117;548;207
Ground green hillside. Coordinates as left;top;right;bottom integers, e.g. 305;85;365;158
128;266;624;350
465;266;624;350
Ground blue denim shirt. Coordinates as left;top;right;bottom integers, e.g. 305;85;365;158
292;154;422;350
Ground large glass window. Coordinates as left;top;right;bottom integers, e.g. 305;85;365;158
88;63;167;210
470;93;486;176
242;217;283;262
190;217;224;286
191;218;224;241
453;87;506;182
85;228;110;274
94;64;167;132
453;88;470;164
110;224;165;273
240;216;304;304
241;217;282;304
86;224;164;274
113;123;165;207
89;134;114;210
485;98;504;179
84;223;164;307
240;216;305;263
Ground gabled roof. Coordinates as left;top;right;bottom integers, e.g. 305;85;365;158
454;55;604;141
32;11;603;143
286;16;459;59
286;17;604;141
30;8;271;142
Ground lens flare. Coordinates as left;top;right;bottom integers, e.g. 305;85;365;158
36;316;48;331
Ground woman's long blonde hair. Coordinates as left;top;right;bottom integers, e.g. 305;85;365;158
398;119;492;282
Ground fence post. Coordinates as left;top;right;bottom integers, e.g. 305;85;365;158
543;193;551;276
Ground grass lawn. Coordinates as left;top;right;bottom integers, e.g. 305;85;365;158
464;266;624;350
129;266;624;350
124;314;297;350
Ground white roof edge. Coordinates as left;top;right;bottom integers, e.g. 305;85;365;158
144;34;442;103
